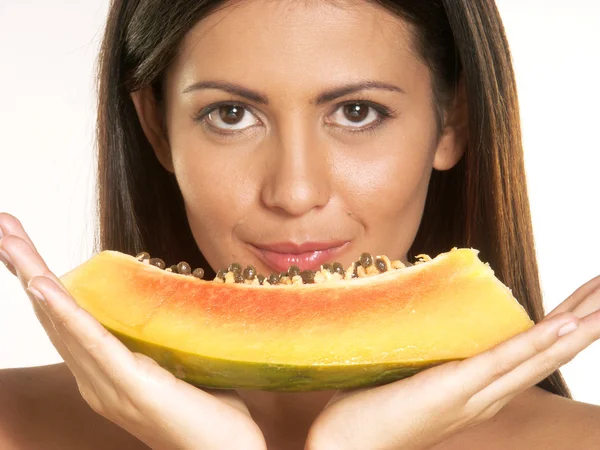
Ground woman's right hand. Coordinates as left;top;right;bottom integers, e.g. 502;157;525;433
0;213;266;450
305;267;600;450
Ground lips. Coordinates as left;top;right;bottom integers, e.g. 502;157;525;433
249;241;350;273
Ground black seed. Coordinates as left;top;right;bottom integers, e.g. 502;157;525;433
149;258;166;269
136;252;150;261
287;265;301;277
352;261;361;277
234;273;244;283
375;258;387;273
332;262;345;276
216;269;227;280
257;274;265;285
177;261;192;275
300;270;315;284
321;263;333;273
168;264;178;273
360;252;373;268
268;273;281;285
228;263;242;274
243;265;256;280
192;268;205;279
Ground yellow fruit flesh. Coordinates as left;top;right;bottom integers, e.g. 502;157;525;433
60;248;533;391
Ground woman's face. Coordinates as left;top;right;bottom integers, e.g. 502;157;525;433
135;0;464;275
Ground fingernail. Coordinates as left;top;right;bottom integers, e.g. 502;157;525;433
27;285;47;304
0;226;4;239
558;322;578;337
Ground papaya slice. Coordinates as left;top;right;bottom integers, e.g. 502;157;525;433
59;248;533;391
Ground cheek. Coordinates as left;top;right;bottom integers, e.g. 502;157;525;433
333;130;437;224
167;131;258;265
329;116;440;259
167;109;254;222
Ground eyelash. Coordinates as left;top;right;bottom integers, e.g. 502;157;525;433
192;101;259;137
192;99;397;137
327;99;397;135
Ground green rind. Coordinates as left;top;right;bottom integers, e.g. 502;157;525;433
109;326;454;392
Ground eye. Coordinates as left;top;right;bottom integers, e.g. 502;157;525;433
204;104;260;131
328;102;383;129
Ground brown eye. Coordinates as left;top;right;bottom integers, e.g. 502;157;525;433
343;103;369;122
205;104;260;131
328;102;382;129
219;105;245;124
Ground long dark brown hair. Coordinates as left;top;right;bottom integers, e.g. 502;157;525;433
95;0;571;398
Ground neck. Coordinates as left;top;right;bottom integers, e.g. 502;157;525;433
236;389;337;449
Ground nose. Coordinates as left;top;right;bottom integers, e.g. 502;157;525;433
260;119;331;217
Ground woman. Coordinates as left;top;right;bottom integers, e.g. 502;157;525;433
1;0;599;448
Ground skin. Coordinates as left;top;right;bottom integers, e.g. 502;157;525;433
130;1;464;440
1;1;600;449
132;2;464;439
134;0;466;276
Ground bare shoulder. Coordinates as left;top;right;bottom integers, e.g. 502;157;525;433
435;386;600;450
0;363;149;450
519;387;600;447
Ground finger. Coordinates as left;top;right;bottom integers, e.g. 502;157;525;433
471;306;600;409
569;284;600;319
0;234;69;294
28;275;139;386
0;233;79;371
456;312;579;397
0;212;39;251
26;281;106;408
27;285;92;383
1;234;79;366
0;233;96;374
0;238;17;276
546;273;600;319
28;278;125;412
0;220;176;418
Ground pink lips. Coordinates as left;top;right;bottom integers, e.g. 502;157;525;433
249;241;349;273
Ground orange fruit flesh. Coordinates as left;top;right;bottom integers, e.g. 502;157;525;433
60;248;533;391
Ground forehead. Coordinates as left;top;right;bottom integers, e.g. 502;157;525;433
168;0;427;96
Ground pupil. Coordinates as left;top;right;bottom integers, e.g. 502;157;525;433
344;103;368;122
220;105;244;125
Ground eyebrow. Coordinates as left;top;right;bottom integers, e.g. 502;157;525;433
181;80;405;105
314;81;405;105
182;80;269;104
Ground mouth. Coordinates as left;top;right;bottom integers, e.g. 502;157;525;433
248;241;351;273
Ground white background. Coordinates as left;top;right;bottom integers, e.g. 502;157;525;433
1;1;599;404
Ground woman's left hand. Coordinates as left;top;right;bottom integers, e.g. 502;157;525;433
305;274;600;450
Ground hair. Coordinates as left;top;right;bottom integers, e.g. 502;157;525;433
95;0;571;398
